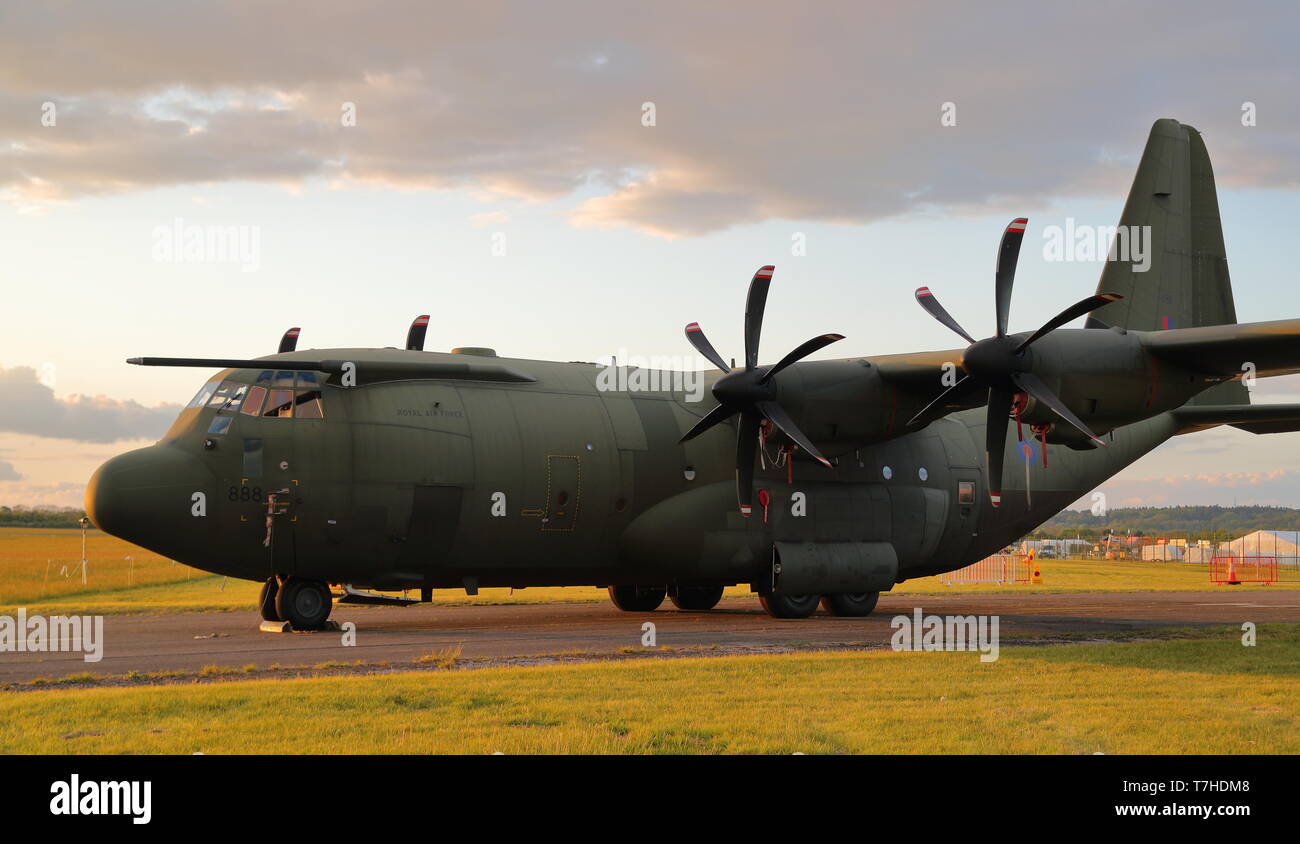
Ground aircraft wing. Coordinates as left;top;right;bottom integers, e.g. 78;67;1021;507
1172;402;1300;435
857;348;968;386
1142;318;1300;378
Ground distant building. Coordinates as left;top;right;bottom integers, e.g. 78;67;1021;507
1222;530;1300;574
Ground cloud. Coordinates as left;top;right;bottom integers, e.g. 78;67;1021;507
2;2;1300;234
0;367;181;443
0;480;85;509
0;459;22;481
1074;469;1300;509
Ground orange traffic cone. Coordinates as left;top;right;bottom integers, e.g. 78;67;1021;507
1226;557;1241;586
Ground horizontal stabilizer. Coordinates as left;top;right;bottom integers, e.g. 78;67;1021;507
1143;318;1300;379
1172;403;1300;435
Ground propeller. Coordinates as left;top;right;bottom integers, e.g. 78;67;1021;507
278;327;301;354
406;315;430;351
909;218;1122;508
679;265;844;516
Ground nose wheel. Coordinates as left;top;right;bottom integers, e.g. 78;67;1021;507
274;577;335;629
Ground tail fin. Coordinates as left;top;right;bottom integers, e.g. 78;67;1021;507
1089;118;1247;405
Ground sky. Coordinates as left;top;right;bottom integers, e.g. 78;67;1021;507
2;1;1300;509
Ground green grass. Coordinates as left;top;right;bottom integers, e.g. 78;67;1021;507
895;556;1282;594
1;526;1286;616
2;625;1295;754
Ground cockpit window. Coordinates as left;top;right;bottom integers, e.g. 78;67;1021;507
241;386;268;416
207;416;233;435
255;370;273;386
264;389;294;417
272;370;295;388
295;372;320;389
206;382;235;408
185;378;222;409
220;383;249;413
293;390;324;419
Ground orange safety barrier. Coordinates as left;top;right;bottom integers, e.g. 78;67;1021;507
941;553;1033;585
1210;555;1278;585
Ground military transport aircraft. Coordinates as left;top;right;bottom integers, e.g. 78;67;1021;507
87;119;1300;628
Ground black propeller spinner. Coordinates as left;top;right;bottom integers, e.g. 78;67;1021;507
679;265;844;516
909;217;1122;508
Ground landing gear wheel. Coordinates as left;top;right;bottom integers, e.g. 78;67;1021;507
759;593;821;619
821;591;880;617
607;584;667;612
670;585;725;611
258;578;282;622
275;578;333;629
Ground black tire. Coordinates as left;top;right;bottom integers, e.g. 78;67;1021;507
275;578;333;629
821;591;880;617
759;593;821;619
607;584;667;612
670;585;725;611
258;578;282;622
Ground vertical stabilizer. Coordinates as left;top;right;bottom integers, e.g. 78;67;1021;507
1089;119;1246;404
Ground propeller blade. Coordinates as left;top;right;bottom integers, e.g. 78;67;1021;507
685;322;731;373
278;327;301;354
985;387;1013;508
915;287;976;345
995;217;1027;337
907;375;985;428
406;314;431;351
743;265;774;370
678;403;738;443
736;412;761;516
1012;372;1107;446
758;333;845;384
756;400;832;467
1015;293;1124;353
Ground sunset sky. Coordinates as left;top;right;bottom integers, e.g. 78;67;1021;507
3;1;1300;509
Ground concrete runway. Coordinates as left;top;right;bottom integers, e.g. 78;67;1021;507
3;590;1298;683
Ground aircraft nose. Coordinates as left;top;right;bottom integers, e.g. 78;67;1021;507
85;445;215;544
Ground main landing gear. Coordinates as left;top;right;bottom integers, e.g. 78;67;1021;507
260;576;335;629
606;584;880;618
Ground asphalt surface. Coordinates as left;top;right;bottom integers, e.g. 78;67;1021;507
2;590;1298;683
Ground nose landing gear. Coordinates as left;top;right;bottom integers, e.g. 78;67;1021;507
260;576;334;629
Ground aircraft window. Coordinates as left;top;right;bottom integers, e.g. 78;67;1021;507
241;386;268;416
206;381;237;408
272;371;295;388
255;370;273;386
296;372;320;388
293;390;324;419
220;383;249;413
264;389;294;418
185;379;222;409
207;416;233;435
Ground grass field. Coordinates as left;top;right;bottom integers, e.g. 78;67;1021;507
1;625;1294;754
0;528;1285;617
